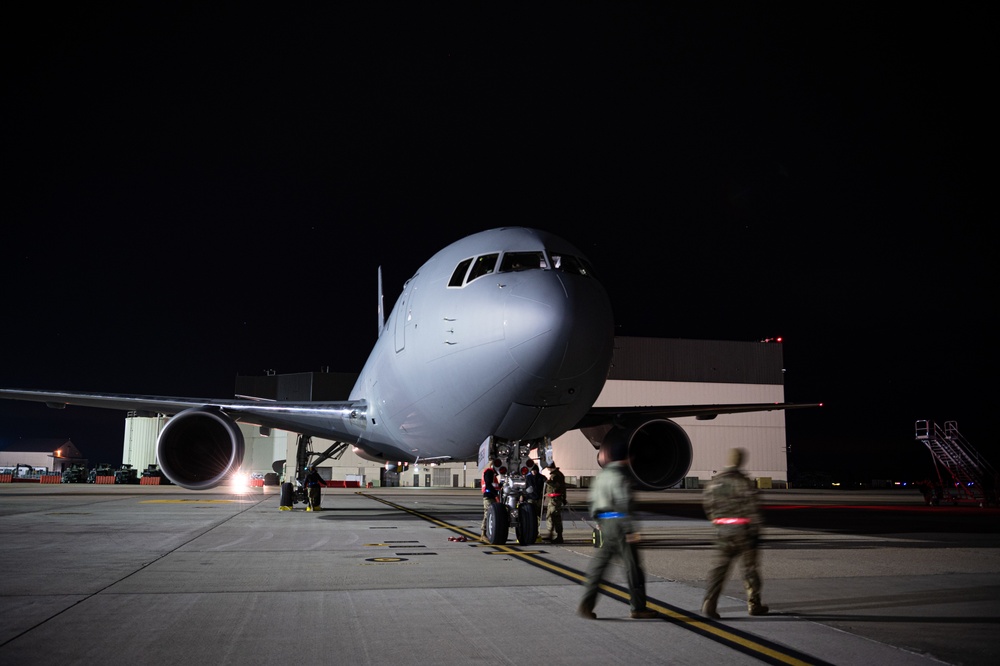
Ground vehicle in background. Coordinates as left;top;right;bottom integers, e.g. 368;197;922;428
61;464;88;483
114;464;138;484
88;463;115;483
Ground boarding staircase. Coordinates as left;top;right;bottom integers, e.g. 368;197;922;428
915;420;1000;506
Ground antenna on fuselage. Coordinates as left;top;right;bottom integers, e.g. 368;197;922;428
377;266;385;337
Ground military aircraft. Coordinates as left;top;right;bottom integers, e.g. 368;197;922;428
0;227;818;544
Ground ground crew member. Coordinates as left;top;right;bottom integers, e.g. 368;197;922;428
578;444;657;620
481;458;502;540
701;447;769;619
543;461;566;543
524;458;545;531
304;465;323;511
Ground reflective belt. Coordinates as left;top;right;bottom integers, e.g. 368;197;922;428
596;511;626;519
713;517;751;525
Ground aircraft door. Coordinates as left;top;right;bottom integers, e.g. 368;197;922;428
393;281;416;353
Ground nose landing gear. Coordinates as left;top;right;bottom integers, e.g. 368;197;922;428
482;438;544;546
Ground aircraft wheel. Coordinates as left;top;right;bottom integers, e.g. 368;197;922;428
279;482;294;508
486;503;509;545
515;503;538;546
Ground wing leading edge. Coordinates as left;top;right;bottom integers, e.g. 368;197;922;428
0;389;368;445
574;401;823;429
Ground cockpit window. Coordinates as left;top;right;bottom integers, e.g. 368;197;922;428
448;258;473;287
450;250;592;288
548;253;595;277
466;253;499;283
499;251;547;273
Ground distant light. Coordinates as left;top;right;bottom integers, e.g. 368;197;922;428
760;337;783;343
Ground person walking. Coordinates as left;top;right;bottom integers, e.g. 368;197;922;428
701;447;769;619
543;462;566;543
578;444;657;620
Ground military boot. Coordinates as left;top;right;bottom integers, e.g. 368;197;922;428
748;600;769;616
701;600;720;620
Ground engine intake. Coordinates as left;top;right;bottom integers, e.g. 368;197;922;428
156;408;245;490
595;419;693;490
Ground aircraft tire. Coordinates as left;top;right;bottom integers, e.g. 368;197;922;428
279;482;293;508
515;503;538;546
486;503;508;545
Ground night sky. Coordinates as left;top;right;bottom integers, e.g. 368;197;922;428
2;5;994;482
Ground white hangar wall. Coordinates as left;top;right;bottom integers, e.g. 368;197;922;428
123;337;790;488
550;379;787;485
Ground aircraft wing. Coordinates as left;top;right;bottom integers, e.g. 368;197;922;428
574;401;822;429
0;388;367;444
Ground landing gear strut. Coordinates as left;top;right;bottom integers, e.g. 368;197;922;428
482;437;548;546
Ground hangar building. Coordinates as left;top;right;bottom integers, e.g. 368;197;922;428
120;336;790;489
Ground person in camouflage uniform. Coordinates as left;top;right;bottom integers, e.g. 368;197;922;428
542;462;566;543
577;444;657;620
701;447;769;619
481;458;503;540
523;458;545;531
304;465;324;511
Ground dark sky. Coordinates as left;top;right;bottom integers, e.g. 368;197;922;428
2;5;994;481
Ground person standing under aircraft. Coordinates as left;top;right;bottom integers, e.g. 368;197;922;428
481;458;502;540
304;465;324;511
524;458;545;533
701;447;769;619
543;461;567;543
578;444;657;620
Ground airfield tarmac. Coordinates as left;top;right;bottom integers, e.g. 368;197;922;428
0;484;997;666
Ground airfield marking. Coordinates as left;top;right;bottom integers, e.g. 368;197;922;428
140;499;242;504
359;491;830;666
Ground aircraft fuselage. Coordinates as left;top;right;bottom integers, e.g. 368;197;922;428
351;227;615;463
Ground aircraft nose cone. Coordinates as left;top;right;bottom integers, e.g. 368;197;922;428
503;273;614;382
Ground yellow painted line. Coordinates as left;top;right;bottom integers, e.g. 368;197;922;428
358;492;825;666
140;499;240;504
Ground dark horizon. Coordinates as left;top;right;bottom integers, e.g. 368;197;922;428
2;5;993;484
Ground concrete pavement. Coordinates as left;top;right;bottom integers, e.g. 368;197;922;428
1;484;996;665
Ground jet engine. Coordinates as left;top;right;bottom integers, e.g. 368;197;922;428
156;408;245;490
592;419;693;490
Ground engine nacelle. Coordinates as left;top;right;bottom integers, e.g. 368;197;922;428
156;408;245;490
595;419;693;490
